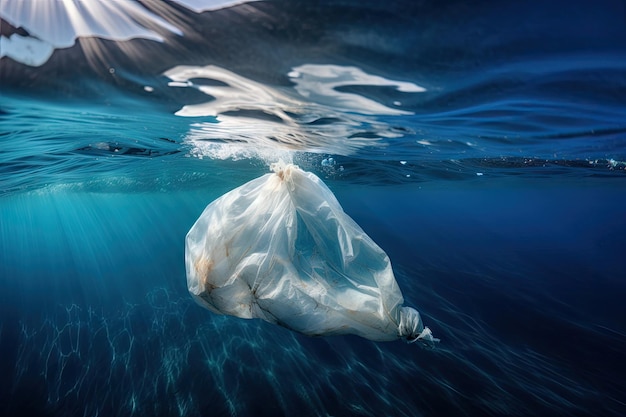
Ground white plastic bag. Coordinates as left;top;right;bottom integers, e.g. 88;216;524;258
185;162;437;347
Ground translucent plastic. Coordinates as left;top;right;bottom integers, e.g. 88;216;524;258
185;163;437;346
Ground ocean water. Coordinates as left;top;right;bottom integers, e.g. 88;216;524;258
1;1;626;416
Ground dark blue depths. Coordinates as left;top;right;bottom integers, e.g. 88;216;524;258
0;180;624;417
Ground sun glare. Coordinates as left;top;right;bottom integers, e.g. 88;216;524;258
0;0;258;67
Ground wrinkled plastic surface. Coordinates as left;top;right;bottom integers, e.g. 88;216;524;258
185;163;437;346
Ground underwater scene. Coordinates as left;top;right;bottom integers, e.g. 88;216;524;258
1;1;625;416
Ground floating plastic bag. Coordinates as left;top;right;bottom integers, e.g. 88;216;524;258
185;162;438;347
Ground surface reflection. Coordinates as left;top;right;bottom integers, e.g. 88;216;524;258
290;64;425;115
165;64;425;160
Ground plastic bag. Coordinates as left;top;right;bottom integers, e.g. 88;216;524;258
185;162;437;347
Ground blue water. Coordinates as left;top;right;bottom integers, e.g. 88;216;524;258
1;1;626;416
